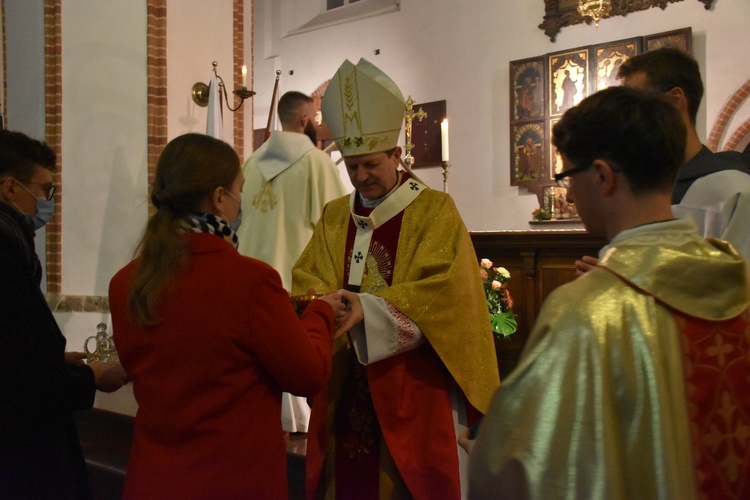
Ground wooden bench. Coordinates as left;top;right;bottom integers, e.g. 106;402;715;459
74;408;307;499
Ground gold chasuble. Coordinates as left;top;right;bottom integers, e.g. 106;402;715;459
469;219;750;499
293;173;499;499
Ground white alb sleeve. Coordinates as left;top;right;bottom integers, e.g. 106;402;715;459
349;293;424;365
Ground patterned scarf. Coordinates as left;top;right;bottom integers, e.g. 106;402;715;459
183;213;239;249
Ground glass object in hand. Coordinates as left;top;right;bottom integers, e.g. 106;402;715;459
84;322;119;363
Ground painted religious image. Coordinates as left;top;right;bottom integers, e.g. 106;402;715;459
548;50;588;117
511;58;544;121
548;118;563;179
594;38;640;91
645;27;693;55
511;121;545;185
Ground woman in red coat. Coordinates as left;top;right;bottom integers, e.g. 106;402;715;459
109;133;344;499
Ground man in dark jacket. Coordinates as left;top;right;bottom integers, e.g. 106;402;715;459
0;129;128;499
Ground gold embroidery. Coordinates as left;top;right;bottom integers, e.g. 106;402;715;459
361;254;388;294
251;180;276;213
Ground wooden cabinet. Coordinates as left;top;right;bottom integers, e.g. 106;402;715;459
470;230;606;378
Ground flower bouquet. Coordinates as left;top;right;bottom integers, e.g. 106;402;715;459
479;258;517;338
531;207;552;222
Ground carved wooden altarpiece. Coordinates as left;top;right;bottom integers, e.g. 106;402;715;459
539;0;715;42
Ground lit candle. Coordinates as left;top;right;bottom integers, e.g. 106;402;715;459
241;65;247;88
441;118;450;162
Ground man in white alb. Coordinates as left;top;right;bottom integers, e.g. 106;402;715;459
236;90;347;433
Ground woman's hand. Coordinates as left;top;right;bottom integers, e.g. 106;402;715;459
89;361;130;393
318;290;347;333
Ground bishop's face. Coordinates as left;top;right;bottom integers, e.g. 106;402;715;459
344;148;401;200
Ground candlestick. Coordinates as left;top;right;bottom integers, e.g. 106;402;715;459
441;118;450;162
242;65;247;89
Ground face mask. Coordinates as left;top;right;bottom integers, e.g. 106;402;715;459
228;209;242;233
26;198;55;230
224;190;243;232
15;182;55;230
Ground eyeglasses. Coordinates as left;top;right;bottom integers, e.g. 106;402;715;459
554;163;593;187
554;160;621;187
0;178;57;201
24;181;57;201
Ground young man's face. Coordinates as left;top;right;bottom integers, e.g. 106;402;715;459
344;148;400;200
560;154;605;238
1;165;54;216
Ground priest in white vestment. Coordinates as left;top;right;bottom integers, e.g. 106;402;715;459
673;169;750;261
236;91;347;432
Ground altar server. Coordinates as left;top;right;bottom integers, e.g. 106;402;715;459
470;86;750;499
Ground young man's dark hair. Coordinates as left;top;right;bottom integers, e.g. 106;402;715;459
616;47;703;125
0;129;56;181
277;90;314;128
552;86;686;194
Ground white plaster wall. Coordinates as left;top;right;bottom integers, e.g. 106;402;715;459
52;0;244;415
61;0;149;295
253;0;750;231
167;0;236;145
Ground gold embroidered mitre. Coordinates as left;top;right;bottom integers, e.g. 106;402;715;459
322;58;405;156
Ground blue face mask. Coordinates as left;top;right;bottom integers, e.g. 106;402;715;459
228;208;242;233
14;182;55;230
224;190;243;233
26;198;55;230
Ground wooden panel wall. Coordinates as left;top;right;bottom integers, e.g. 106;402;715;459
470;230;606;378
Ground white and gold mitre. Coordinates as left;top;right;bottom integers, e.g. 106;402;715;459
322;58;405;157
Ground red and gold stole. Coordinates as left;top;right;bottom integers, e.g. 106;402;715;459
676;309;750;499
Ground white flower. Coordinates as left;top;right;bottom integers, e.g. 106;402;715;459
491;280;502;290
496;267;511;279
480;258;493;269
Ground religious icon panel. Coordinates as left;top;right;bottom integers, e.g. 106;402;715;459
507;26;691;221
510;57;545;122
644;27;692;54
548;49;588;117
592;38;641;91
511;121;546;185
411;100;447;168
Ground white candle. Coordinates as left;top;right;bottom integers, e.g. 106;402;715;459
241;65;247;88
441;118;450;162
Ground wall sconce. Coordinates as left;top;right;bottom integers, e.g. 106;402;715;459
577;0;612;27
191;61;255;112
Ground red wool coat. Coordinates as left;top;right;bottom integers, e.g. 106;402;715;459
109;233;333;499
